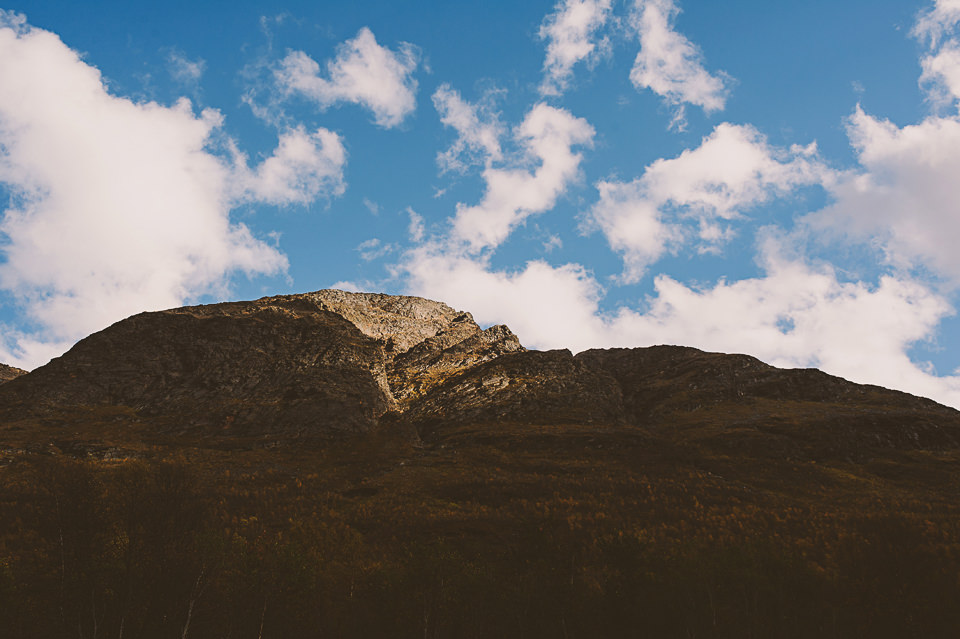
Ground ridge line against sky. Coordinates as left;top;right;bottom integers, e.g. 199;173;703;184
2;1;960;407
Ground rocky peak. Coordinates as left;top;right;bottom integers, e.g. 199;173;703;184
0;290;526;436
296;290;476;355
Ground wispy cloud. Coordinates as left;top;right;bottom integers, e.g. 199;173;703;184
915;1;960;108
407;207;425;243
628;0;729;128
805;106;960;284
538;0;613;96
356;238;395;261
166;49;205;88
913;0;960;46
432;84;504;173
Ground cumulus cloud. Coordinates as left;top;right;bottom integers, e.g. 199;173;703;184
628;0;729;127
914;0;960;46
805;107;960;283
538;0;613;96
0;15;346;368
920;41;960;106
402;245;605;349
432;84;504;174
232;126;346;205
276;27;419;128
587;123;829;282
402;237;960;408
451;103;594;252
915;0;960;108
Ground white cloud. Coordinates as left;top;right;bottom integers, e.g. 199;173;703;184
0;15;350;368
407;207;425;243
606;245;960;408
402;245;605;349
356;238;394;261
401;237;960;408
432;84;504;173
543;234;563;252
628;0;729;127
167;49;205;87
587;123;829;282
913;1;960;107
806;107;960;283
538;0;613;96
232;126;346;205
451;103;594;252
914;0;960;46
920;41;960;106
276;27;419;128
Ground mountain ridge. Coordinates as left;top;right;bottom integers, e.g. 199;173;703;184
1;289;958;460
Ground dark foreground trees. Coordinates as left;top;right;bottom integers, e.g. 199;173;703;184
1;451;958;639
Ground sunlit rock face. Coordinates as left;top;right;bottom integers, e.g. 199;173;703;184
0;363;26;384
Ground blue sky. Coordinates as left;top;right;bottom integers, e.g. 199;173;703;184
3;0;960;407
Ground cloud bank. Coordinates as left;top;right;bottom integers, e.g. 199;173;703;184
0;14;346;368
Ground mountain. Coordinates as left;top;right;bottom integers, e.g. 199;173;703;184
2;289;958;458
2;290;959;638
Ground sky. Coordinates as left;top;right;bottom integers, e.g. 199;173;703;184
2;1;960;408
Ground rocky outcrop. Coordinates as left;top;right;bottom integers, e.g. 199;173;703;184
407;349;625;432
389;323;525;404
298;290;526;403
0;363;27;384
299;290;475;355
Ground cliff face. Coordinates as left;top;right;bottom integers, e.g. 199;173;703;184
1;289;959;457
